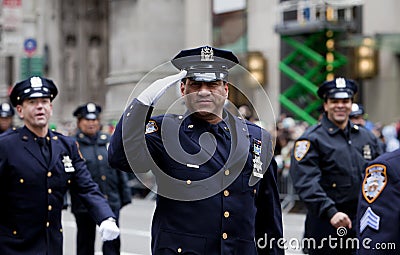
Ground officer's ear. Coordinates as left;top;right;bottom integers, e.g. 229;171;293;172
16;104;24;119
224;81;229;98
180;78;187;96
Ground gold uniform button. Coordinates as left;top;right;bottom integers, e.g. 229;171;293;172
13;230;17;235
222;233;228;239
46;222;50;227
47;172;52;177
101;175;106;181
67;179;71;184
186;180;192;185
224;211;230;218
98;155;103;161
177;248;182;253
48;189;52;194
19;178;24;184
332;183;337;188
60;228;63;233
224;169;230;176
223;190;229;197
254;189;257;194
48;205;52;211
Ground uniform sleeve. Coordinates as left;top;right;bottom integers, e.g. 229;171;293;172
255;158;284;255
108;99;158;173
289;138;337;219
357;155;400;254
70;141;115;224
117;170;132;208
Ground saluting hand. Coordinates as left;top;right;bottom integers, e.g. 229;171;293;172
330;212;352;229
137;70;187;106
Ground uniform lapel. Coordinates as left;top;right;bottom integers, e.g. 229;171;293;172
224;113;250;169
20;127;48;168
48;131;63;170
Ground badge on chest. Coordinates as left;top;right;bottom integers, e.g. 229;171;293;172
62;155;75;172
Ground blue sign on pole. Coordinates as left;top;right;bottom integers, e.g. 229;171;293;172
24;38;37;56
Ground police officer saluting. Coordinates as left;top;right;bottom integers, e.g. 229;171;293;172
0;77;120;255
108;46;283;254
0;102;15;133
290;78;382;254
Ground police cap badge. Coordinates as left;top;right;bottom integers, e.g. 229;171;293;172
171;46;239;82
0;102;14;117
10;76;58;107
317;78;358;99
73;102;102;120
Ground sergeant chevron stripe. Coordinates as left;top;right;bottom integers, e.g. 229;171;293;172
360;207;380;233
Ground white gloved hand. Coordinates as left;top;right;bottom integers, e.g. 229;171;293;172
137;70;187;106
99;218;120;241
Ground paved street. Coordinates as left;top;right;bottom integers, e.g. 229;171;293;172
62;198;306;255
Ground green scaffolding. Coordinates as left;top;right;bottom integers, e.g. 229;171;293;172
279;31;348;125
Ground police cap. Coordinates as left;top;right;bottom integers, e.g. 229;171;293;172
171;46;239;82
9;76;58;107
0;102;14;117
73;102;102;120
350;103;365;117
317;78;358;99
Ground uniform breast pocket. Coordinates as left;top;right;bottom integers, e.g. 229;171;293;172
320;176;352;200
155;230;206;255
171;165;212;181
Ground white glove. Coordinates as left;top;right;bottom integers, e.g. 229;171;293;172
99;218;120;241
137;70;187;106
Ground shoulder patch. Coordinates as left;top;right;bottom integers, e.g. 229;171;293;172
145;120;158;134
75;141;84;159
294;140;310;161
362;164;387;204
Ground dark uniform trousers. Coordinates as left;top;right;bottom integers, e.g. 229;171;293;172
71;130;131;255
290;114;382;255
0;126;115;255
108;99;284;255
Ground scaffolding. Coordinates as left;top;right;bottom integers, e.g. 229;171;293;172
276;0;363;125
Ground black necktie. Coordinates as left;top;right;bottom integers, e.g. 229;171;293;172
37;137;51;166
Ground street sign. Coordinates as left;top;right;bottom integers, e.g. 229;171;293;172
24;38;37;56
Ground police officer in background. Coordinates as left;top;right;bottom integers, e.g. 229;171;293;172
71;102;131;255
0;102;15;133
356;148;400;254
108;46;283;254
349;103;374;131
0;77;120;255
290;78;382;255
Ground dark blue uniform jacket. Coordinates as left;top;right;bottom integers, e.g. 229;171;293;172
356;149;400;254
70;131;131;214
0;126;115;255
290;114;382;219
108;99;283;255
